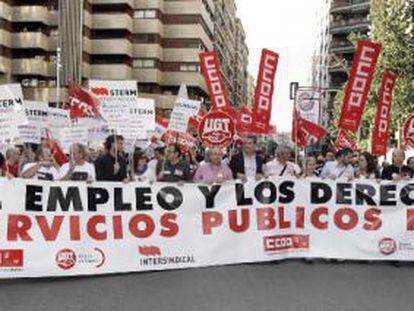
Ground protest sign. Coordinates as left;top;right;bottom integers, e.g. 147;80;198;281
199;110;235;147
168;98;201;133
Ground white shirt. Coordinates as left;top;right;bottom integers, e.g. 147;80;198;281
144;158;158;182
22;163;60;181
243;153;257;179
265;160;301;178
320;161;355;180
59;162;96;181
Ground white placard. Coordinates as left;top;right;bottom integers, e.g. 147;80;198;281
168;98;201;133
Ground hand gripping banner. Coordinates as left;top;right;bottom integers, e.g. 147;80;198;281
199;51;233;116
371;71;397;156
252;49;279;134
2;178;414;279
338;40;382;133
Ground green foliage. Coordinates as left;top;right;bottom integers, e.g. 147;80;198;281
330;0;414;149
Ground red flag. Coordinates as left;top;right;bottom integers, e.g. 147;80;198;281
292;108;326;149
236;105;253;134
371;71;397;156
67;81;104;120
188;107;207;130
335;129;359;151
252;49;279;134
199;51;234;116
338;40;382;133
45;130;68;166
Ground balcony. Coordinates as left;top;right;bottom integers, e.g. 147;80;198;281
92;39;132;55
330;1;370;14
91;64;132;80
22;87;66;103
133;68;162;84
12;32;49;50
0;56;10;73
162;71;207;92
330;17;370;34
134;0;163;10
0;29;11;47
12;6;50;24
92;0;134;7
93;14;133;32
330;41;355;54
133;19;163;35
12;58;50;76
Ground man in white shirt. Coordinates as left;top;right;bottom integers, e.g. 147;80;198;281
265;145;301;178
144;146;165;182
320;148;355;180
21;147;60;181
60;144;96;182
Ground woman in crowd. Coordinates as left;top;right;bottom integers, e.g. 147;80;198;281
20;147;60;181
355;152;378;180
1;147;22;178
301;156;318;179
193;148;233;184
132;150;149;182
59;143;96;182
264;145;301;178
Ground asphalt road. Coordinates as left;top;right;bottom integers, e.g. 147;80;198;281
1;261;413;311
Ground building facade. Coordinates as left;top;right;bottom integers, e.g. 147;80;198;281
312;0;371;127
0;0;248;116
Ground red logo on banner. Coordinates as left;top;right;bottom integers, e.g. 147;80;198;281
0;249;24;267
404;114;414;149
139;246;161;257
91;87;110;96
199;110;235;147
292;109;326;149
378;238;397;256
199;51;232;115
338;40;382;133
264;235;310;253
68;82;104;120
335;129;359;151
252;49;279;133
56;249;77;270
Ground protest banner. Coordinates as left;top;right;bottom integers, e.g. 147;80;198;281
17;101;49;144
0;84;26;141
199;110;235;147
2;178;414;279
335;129;358;151
295;88;321;124
403;114;414;148
199;51;234;116
252;49;279;134
122;98;155;140
168;98;201;133
88;80;138;131
68;82;104;120
338;40;382;133
371;71;397;156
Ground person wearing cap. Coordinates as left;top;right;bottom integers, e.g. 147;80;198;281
320;148;355;180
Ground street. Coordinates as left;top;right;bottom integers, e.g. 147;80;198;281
1;261;413;311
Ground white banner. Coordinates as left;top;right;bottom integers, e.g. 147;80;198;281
0;84;26;141
120;98;155;140
296;88;321;124
168;98;201;133
17;101;49;144
88;80;138;131
1;178;414;279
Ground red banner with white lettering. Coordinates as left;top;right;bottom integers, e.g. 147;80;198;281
403;114;414;149
292;109;327;149
371;71;397;156
335;129;358;151
199;52;233;116
338;40;382;133
67;82;104;120
252;49;279;134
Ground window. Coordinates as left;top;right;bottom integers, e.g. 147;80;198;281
134;10;157;19
133;59;155;68
180;65;200;72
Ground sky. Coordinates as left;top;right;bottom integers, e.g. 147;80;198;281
236;0;322;132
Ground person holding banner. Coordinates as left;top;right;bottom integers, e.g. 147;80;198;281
193;148;233;184
94;135;128;182
156;145;191;182
381;149;411;181
131;150;149;182
320;148;355;181
264;145;301;178
20;147;60;181
301;156;318;179
145;146;165;183
229;135;264;182
59;144;96;182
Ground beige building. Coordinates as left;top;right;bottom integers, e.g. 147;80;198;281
0;0;248;116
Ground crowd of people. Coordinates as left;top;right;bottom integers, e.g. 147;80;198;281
1;134;413;184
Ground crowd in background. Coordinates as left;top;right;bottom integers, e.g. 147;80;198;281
1;134;413;184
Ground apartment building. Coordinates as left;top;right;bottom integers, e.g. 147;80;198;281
312;0;371;126
0;0;249;116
